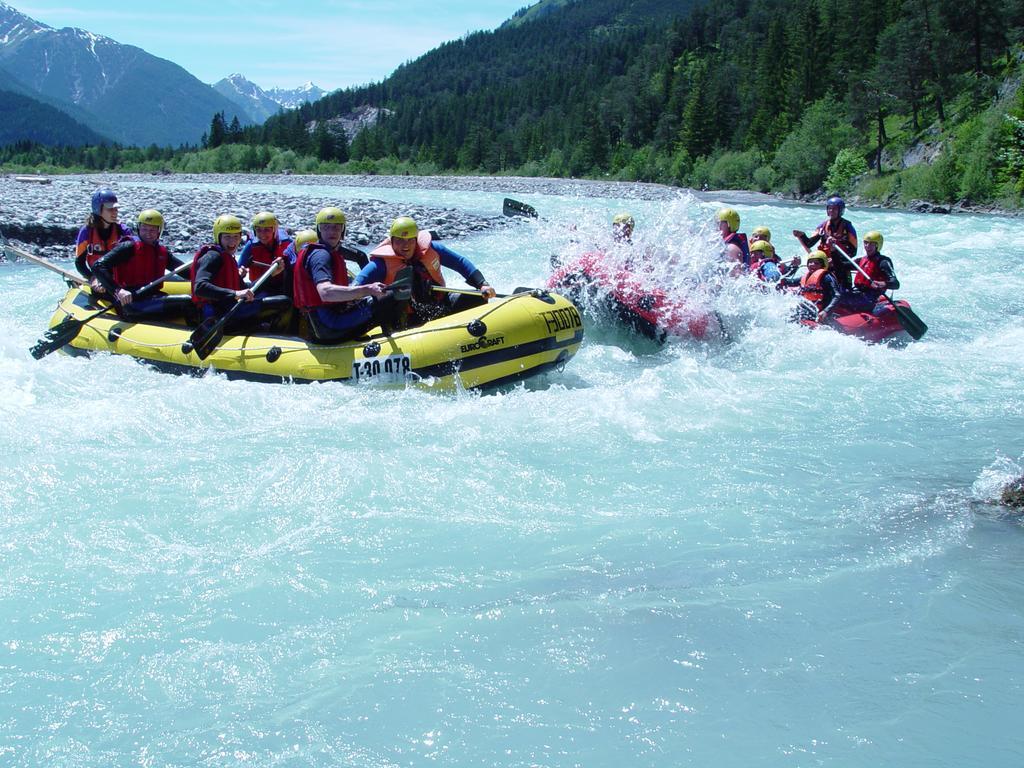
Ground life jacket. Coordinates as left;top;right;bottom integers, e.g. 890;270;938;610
190;244;242;305
751;256;781;282
293;243;348;310
81;223;130;266
799;267;828;308
246;239;291;281
816;218;857;258
853;254;887;290
113;238;168;290
369;231;445;301
723;231;750;265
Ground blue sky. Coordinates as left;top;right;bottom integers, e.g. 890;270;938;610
18;1;532;91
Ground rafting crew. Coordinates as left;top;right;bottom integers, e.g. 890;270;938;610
190;215;291;332
836;230;899;314
90;209;193;322
75;188;133;293
291;210;392;343
353;216;496;326
793;196;858;288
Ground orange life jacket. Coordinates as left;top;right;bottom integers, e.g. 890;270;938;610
800;267;828;308
368;231;445;286
80;223;130;266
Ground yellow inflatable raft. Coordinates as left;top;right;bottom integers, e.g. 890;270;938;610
44;283;585;390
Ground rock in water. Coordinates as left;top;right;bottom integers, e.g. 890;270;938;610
1001;477;1024;508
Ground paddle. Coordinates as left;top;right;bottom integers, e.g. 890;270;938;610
30;262;192;360
182;257;283;360
9;245;86;285
431;285;537;299
503;198;538;218
830;243;927;340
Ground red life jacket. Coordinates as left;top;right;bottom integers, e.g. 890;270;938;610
853;254;886;289
723;231;750;264
800;267;828;308
247;239;291;281
113;238;168;290
293;243;349;310
190;244;242;305
83;223;130;266
369;231;445;286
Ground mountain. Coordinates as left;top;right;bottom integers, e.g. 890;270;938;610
0;88;109;145
213;75;326;124
254;0;698;161
265;81;326;110
213;74;282;124
0;2;249;146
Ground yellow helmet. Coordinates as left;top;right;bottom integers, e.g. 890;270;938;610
389;216;418;239
137;209;164;231
806;249;829;268
213;214;243;243
293;229;318;250
251;211;278;230
316;207;347;227
863;230;884;248
749;239;775;258
716;207;740;232
751;225;771;241
612;212;635;227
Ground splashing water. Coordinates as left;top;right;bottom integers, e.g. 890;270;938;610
1;180;1023;767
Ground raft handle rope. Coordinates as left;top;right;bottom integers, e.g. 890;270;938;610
51;289;547;357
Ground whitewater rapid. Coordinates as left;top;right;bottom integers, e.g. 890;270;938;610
1;177;1022;767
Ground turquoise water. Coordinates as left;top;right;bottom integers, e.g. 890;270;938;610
2;184;1023;767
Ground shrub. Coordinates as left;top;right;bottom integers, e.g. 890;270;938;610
824;148;869;195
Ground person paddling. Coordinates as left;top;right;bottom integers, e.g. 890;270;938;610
836;230;899;314
74;188;133;293
777;250;843;324
291;219;391;343
90;209;192;322
190;215;290;332
717;207;750;266
353;216;496;326
793;196;857;288
237;211;292;296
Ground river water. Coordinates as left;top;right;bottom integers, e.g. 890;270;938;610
1;178;1023;767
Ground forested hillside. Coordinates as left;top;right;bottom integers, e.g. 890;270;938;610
5;0;1024;206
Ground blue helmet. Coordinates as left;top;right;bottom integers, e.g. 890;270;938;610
826;195;845;214
90;187;118;216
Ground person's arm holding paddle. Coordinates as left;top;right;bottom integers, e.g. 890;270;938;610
194;249;254;305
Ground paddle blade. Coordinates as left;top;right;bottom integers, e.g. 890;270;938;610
29;318;83;359
503;198;538;218
894;304;928;340
183;317;223;360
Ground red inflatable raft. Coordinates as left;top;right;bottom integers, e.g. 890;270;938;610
800;298;917;343
547;253;722;342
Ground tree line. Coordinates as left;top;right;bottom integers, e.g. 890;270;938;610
3;0;1024;205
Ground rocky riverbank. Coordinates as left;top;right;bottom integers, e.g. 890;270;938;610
3;171;1016;264
0;173;534;260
